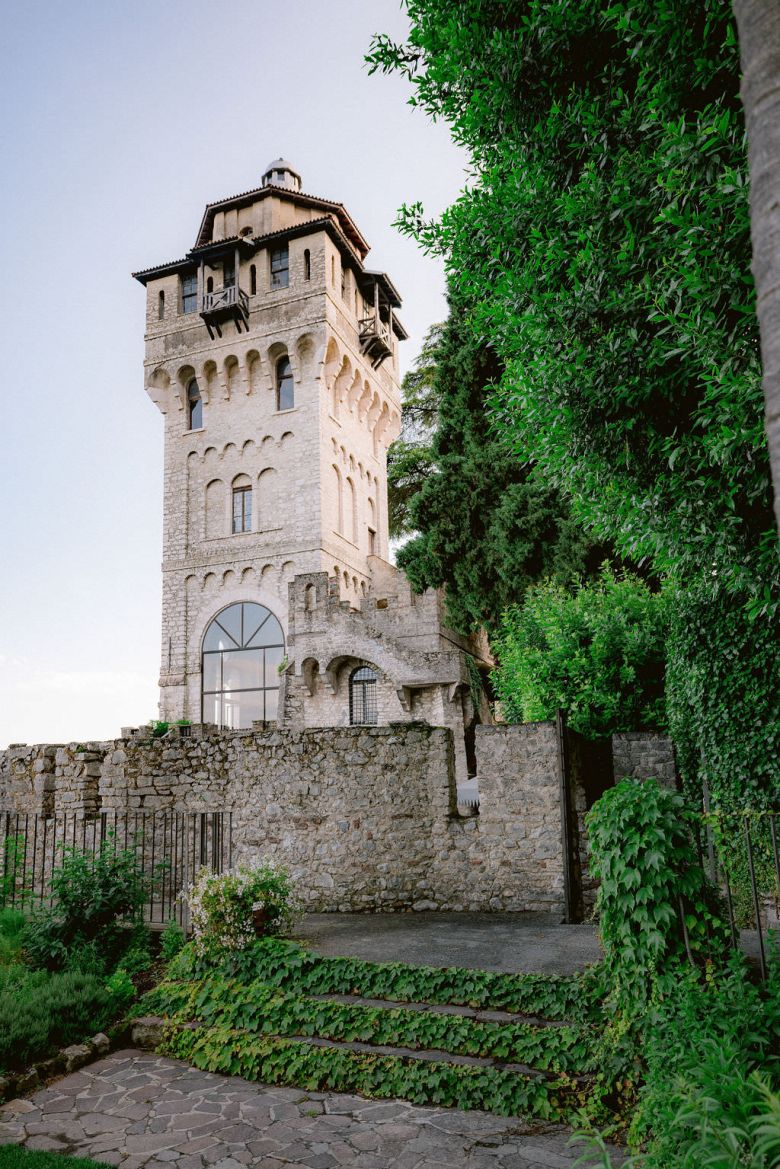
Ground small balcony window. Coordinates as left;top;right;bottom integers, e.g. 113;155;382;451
223;258;235;289
182;274;198;314
270;246;289;289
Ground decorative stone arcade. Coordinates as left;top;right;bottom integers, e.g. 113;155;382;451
134;160;490;780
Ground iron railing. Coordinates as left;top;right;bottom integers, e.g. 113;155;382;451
0;810;232;929
693;810;780;981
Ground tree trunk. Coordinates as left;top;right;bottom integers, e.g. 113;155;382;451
733;0;780;535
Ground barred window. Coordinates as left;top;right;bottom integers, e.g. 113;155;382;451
349;666;378;726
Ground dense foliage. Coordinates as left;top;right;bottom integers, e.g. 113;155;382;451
369;0;780;803
493;568;668;738
22;836;148;972
0;963;124;1073
666;583;780;808
587;780;729;1007
395;294;608;633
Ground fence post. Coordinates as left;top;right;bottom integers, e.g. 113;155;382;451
556;709;577;924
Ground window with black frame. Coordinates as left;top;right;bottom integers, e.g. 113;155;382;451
270;245;289;289
349;666;378;725
202;602;285;729
181;273;198;314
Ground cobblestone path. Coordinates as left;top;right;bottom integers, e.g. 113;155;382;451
0;1050;624;1169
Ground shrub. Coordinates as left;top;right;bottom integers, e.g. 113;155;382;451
187;864;299;955
0;908;26;967
0;965;117;1073
493;567;668;739
160;919;186;963
22;835;149;972
586;779;729;1008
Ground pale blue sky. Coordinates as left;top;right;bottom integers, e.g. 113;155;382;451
0;0;467;747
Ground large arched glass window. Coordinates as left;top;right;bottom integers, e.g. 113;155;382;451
187;379;202;429
349;666;378;726
202;602;285;729
276;357;294;411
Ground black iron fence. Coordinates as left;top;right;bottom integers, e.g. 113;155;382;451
0;810;233;929
696;810;780;981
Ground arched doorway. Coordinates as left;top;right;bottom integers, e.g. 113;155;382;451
201;602;285;729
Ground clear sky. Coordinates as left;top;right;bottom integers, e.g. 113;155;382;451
0;0;467;748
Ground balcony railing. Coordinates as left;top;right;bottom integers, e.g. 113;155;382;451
200;285;250;338
202;286;249;314
359;314;393;369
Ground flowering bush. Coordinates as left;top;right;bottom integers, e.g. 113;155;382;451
187;864;299;954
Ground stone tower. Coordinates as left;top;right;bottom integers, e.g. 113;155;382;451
134;161;406;727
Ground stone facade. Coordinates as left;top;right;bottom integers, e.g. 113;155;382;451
611;732;678;789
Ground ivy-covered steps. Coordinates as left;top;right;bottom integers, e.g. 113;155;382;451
133;938;608;1121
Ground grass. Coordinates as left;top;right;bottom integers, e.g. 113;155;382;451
0;1150;111;1169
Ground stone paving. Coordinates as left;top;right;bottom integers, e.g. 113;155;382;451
0;1050;622;1169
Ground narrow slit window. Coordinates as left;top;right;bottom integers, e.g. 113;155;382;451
303;249;311;281
276;356;294;411
250;264;257;295
187;379;203;430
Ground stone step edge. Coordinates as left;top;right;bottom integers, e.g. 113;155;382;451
129;1017;591;1084
310;992;574;1028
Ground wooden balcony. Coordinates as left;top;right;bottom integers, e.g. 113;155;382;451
359;314;393;369
200;285;250;339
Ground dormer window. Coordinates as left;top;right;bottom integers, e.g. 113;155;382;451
182;274;197;314
270;246;289;289
187;379;203;430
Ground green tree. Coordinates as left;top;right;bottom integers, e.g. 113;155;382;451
493;567;668;739
369;1;780;802
395;293;607;633
387;321;442;538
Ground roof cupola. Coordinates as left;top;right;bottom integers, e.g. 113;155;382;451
262;158;302;192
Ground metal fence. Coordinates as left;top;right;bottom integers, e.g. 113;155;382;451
694;810;780;981
0;810;233;929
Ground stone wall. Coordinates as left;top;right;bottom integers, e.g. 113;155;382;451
0;723;676;915
611;733;678;789
0;722;566;914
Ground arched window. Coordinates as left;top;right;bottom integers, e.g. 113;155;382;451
349;666;378;726
187;379;202;430
276;356;294;411
158;290;165;320
206;276;214;294
202;602;285;729
303;249;311;281
249;264;257;295
231;475;252;534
